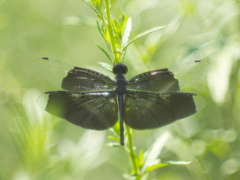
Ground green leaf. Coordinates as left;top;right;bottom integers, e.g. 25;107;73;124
121;17;132;48
164;16;181;35
96;20;105;38
142;131;171;173
112;122;120;136
107;136;120;142
98;62;113;72
145;161;191;172
138;150;145;168
120;18;132;61
110;15;129;53
145;163;169;172
106;142;122;148
83;0;102;18
123;173;139;180
163;160;191;165
96;43;112;62
123;26;166;52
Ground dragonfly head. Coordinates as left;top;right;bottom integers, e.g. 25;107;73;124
113;63;128;75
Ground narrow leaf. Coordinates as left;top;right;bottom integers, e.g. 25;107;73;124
123;26;166;52
98;62;113;72
96;21;112;52
165;16;181;34
107;136;120;142
138;150;145;168
96;43;112;62
120;18;132;61
163;160;191;165
96;20;105;39
145;161;191;172
142;131;171;173
107;142;121;147
83;0;102;18
121;17;132;48
145;163;169;172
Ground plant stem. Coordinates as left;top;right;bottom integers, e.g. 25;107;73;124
126;126;141;180
105;0;119;64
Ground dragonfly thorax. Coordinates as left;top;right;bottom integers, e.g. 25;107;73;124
115;74;127;94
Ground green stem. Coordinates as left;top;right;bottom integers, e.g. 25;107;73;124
125;126;141;180
105;0;119;64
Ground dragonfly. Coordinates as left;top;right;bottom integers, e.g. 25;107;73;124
35;57;205;146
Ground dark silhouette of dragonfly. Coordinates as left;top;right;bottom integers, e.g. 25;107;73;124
35;57;205;146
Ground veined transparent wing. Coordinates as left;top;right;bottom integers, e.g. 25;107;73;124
127;68;179;92
126;60;208;93
33;57;115;91
169;60;209;90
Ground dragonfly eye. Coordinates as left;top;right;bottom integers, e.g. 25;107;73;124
113;63;128;75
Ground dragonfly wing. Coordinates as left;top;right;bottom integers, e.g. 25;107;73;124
127;68;179;92
169;60;209;90
34;57;115;91
127;60;208;92
38;91;118;130
124;90;199;130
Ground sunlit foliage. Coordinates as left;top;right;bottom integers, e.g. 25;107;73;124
0;0;240;179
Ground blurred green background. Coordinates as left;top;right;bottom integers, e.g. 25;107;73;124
1;0;240;179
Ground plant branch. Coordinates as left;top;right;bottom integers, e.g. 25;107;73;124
105;0;119;64
126;126;141;180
